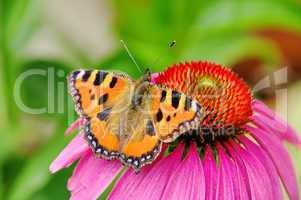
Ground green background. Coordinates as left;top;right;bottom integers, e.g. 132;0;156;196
0;0;301;199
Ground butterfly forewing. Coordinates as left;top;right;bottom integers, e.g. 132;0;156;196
69;70;132;159
69;70;132;117
149;86;202;142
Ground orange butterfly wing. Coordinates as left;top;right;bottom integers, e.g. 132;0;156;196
150;86;202;142
69;70;131;159
69;70;131;117
69;70;162;169
118;117;162;170
69;71;201;170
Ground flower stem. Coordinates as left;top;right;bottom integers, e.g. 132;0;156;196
0;23;18;125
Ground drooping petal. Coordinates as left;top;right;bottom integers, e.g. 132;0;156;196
239;135;282;200
67;151;90;192
161;143;205;200
252;100;301;145
228;141;273;200
252;114;301;146
215;143;235;200
203;145;218;200
107;166;150;200
108;144;185;200
68;151;123;200
50;133;89;173
252;115;283;140
65;118;85;136
224;142;250;200
245;125;299;200
220;141;252;200
226;143;251;199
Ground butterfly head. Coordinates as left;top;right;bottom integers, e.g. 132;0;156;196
131;68;152;108
143;68;151;82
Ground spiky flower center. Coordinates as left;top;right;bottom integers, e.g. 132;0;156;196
154;61;253;141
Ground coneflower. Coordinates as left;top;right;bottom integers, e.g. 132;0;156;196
50;61;300;200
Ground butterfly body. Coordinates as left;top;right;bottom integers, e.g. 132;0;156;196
69;69;202;170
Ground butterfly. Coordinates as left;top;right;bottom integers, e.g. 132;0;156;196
68;69;202;171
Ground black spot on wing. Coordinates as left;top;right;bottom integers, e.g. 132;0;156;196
109;77;118;88
94;71;108;86
171;91;181;109
145;120;155;136
156;108;163;122
196;103;202;112
166;115;171;122
184;97;192;111
160;90;167;102
98;93;109;105
97;108;112;121
82;70;93;82
72;71;81;79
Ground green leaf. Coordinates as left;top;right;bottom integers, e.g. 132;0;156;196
112;0;301;70
7;124;72;200
181;33;282;66
30;167;73;200
112;0;207;68
197;0;301;33
17;60;70;117
98;50;145;79
0;55;8;127
0;0;43;124
5;0;42;49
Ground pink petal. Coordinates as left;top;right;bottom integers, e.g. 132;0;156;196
108;144;185;200
67;151;91;192
224;143;250;200
65;118;85;136
252;100;301;145
252;114;301;147
216;143;235;200
69;151;123;200
151;73;159;84
161;143;205;200
219;142;251;200
226;143;252;199
228;141;273;200
203;145;218;200
106;154;164;200
239;135;282;200
245;125;300;200
50;133;89;173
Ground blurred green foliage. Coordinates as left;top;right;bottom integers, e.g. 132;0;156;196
0;0;301;199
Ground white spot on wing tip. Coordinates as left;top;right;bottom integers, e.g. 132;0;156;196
191;101;198;111
77;70;85;79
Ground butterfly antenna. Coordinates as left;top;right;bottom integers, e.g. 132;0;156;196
120;40;143;74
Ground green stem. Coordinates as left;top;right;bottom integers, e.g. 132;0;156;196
1;26;18;125
0;162;3;200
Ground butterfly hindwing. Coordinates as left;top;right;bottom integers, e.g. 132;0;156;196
150;86;202;142
119;118;162;170
85;117;120;159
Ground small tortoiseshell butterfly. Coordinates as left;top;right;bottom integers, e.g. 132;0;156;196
68;69;202;171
